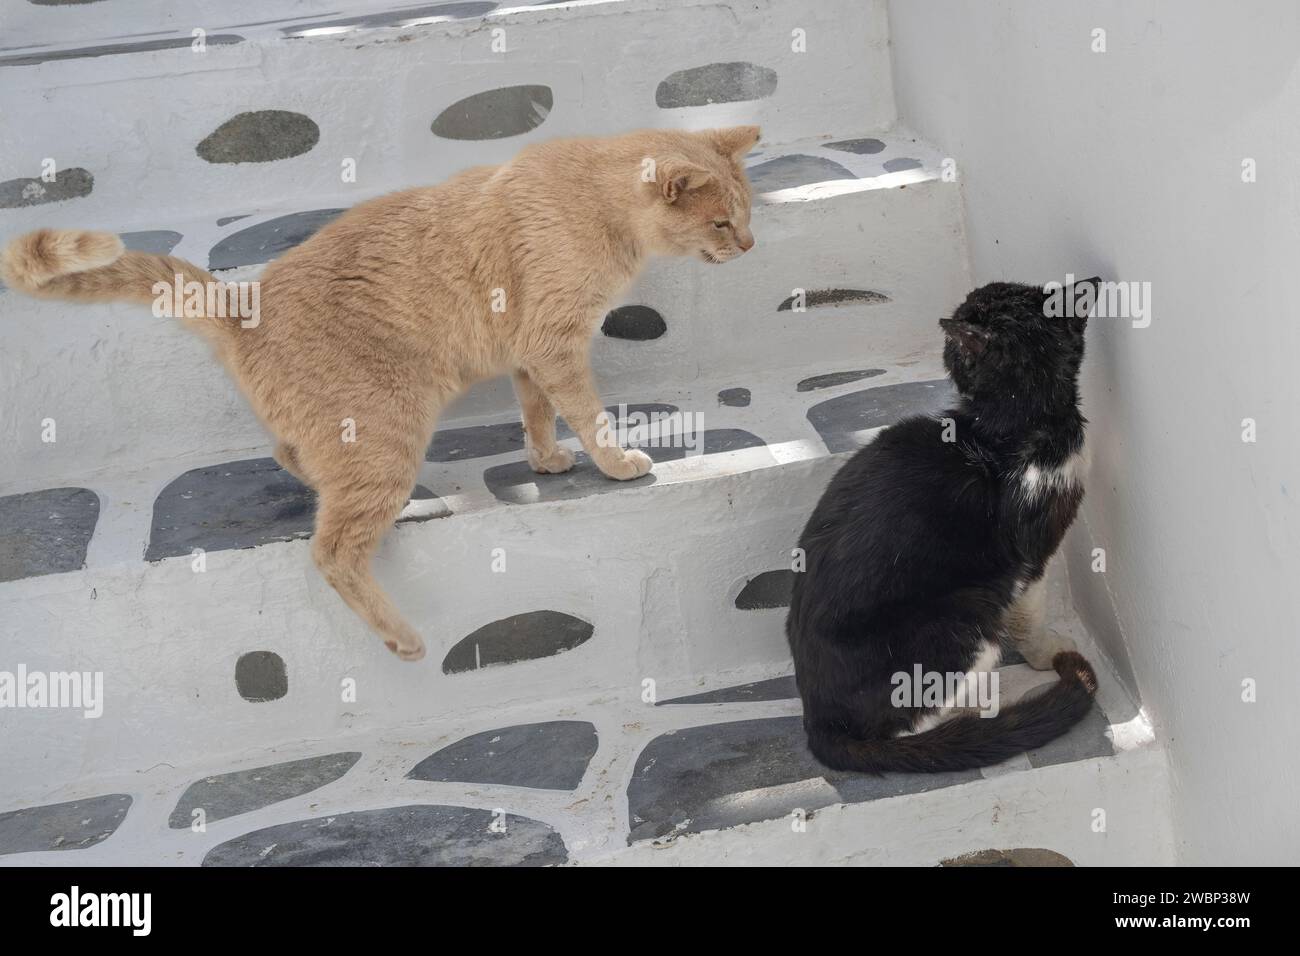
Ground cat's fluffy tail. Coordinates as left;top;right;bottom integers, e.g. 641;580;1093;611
807;651;1099;774
1;228;234;341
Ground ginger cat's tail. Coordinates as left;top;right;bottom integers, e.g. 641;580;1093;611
1;229;233;342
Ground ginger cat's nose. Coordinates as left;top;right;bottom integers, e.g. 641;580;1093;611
738;233;755;252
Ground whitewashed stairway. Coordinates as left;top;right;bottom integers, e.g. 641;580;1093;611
0;0;1172;865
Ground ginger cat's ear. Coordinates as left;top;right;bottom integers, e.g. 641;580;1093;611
656;157;713;203
707;125;761;162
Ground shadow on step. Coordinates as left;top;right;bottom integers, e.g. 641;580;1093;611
626;706;1113;844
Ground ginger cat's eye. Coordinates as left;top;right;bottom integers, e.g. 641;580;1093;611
713;219;730;229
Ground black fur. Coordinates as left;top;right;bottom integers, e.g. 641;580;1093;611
787;280;1100;773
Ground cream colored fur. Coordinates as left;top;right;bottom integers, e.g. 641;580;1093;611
1;126;761;660
1003;576;1078;669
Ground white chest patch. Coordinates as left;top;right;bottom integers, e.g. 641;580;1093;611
1020;446;1089;500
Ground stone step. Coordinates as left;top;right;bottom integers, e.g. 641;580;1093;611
0;633;1172;865
1;0;895;225
1;127;969;489
0;360;962;790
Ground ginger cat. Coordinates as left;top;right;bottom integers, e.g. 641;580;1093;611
2;126;760;660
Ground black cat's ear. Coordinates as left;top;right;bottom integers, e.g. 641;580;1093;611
1070;276;1101;321
940;318;991;356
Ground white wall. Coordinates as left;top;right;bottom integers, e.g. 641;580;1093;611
888;0;1300;864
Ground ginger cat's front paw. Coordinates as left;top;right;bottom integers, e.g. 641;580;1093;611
528;445;576;474
603;448;653;481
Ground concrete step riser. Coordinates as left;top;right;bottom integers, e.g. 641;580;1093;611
0;678;1171;865
1;0;893;229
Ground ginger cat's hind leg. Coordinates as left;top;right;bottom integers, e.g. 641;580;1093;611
311;464;427;661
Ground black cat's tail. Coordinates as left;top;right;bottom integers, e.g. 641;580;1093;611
807;651;1099;774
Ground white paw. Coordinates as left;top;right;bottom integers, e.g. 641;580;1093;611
604;448;653;481
527;445;575;474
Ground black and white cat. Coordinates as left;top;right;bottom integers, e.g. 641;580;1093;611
787;280;1100;773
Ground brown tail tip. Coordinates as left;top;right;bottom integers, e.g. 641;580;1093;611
1052;650;1098;696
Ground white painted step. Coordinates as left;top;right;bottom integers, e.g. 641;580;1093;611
1;0;895;224
0;128;968;489
0;347;1167;851
0;618;1173;865
0;357;948;786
